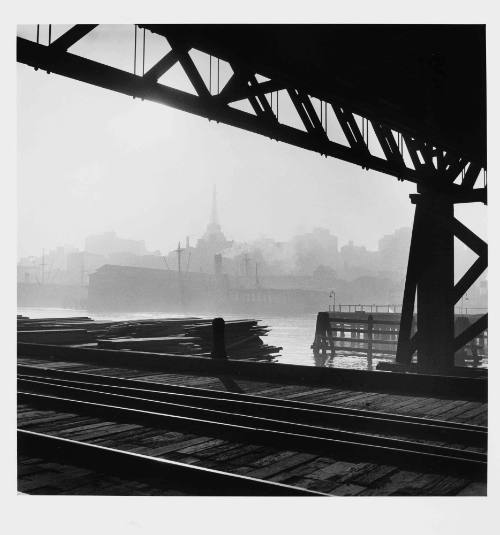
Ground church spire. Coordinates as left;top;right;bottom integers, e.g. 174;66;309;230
199;184;229;248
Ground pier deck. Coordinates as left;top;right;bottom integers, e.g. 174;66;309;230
18;352;487;496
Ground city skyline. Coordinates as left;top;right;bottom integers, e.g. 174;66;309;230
17;24;419;260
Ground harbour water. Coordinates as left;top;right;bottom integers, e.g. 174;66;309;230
16;306;404;370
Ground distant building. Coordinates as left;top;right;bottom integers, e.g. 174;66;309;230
339;240;376;279
66;251;107;285
85;231;147;257
377;227;411;278
292;227;339;275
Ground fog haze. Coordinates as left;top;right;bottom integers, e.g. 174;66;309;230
17;24;485;260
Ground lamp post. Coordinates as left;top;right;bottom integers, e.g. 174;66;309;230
329;290;336;312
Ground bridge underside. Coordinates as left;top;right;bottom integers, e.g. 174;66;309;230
17;24;488;370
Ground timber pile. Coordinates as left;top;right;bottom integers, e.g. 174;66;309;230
184;320;282;361
17;328;95;345
17;316;100;345
18;316;282;361
101;318;207;339
98;336;202;354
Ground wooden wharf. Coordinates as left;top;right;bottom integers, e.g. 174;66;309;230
17;316;487;496
311;311;488;369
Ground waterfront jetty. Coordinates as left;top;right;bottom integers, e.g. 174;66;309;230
311;310;488;370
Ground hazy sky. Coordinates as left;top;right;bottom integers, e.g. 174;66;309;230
17;24;486;259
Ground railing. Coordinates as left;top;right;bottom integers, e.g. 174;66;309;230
329;304;488;315
329;304;402;313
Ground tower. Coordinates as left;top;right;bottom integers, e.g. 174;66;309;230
199;185;229;246
194;186;233;274
206;185;223;235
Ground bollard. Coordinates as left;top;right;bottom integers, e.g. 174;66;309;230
211;317;227;359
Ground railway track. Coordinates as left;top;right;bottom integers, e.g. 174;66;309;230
18;364;487;447
18;429;325;496
18;366;487;483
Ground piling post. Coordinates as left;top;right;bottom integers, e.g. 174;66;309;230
211;317;227;359
312;312;330;354
367;314;374;369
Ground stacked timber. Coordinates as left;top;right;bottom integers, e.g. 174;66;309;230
101;318;207;339
18;315;282;361
183;320;282;361
98;336;202;354
17;316;99;345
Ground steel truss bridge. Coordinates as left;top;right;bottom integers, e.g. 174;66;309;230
17;24;487;370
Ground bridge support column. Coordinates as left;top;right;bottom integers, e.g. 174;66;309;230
415;195;455;369
396;192;456;370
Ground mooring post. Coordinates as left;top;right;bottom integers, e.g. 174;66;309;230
319;312;330;355
367;314;374;368
312;312;329;353
211;317;227;359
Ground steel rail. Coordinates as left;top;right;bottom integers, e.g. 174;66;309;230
17;429;325;496
18;365;487;446
17;377;487;459
18;386;487;481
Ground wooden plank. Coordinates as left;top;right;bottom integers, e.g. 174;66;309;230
294;389;355;404
360;470;440;496
23;416;97;434
308;460;366;481
244;452;319;479
394;398;450;416
249;384;309;397
380;396;435;415
468;413;488;426
328;483;368;496
344;393;394;411
423;475;472;496
367;393;424;411
29;418;106;434
140;436;214;457
17;409;63;422
113;430;198;453
224;447;276;467
280;386;321;398
247;449;299;468
17;415;62;427
282;387;333;400
268;457;331;484
176;438;226;455
135;429;189;445
90;425;152;444
193;441;245;459
436;401;481;421
416;397;470;415
418;399;471;418
349;463;399;486
453;404;488;421
57;421;123;441
326;391;382;405
293;476;339;493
